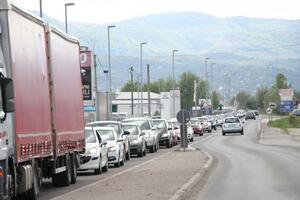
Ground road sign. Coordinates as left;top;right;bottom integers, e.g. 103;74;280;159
269;102;276;109
280;100;294;113
266;108;272;114
176;110;191;124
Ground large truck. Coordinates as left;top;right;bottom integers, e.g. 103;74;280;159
0;1;85;199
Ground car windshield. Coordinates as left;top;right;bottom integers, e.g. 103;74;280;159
171;122;180;128
225;118;240;123
123;125;138;135
190;119;199;125
152;120;166;129
85;129;97;143
96;130;115;141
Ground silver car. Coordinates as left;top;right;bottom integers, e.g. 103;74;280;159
222;117;244;136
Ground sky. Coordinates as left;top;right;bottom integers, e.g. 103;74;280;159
12;0;300;24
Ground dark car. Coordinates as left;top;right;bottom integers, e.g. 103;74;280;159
86;121;131;161
122;123;146;157
253;110;259;116
245;112;256;120
152;119;173;148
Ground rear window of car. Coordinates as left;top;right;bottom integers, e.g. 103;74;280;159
152;120;166;129
225;118;240;123
123;125;138;135
96;130;115;141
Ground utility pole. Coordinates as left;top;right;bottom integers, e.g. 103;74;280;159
140;42;147;117
211;63;216;111
130;67;134;117
64;3;75;33
224;73;227;107
104;70;109;120
204;57;210;115
94;54;99;120
147;64;151;116
172;50;178;117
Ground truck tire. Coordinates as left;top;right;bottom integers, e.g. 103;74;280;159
70;153;77;184
53;155;71;187
27;160;40;200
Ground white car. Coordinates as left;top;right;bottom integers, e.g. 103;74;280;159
222;117;244;136
95;127;125;167
79;127;109;174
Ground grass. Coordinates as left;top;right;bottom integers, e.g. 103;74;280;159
270;116;300;129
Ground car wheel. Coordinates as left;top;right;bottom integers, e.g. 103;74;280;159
241;130;244;135
222;132;226;136
94;156;102;175
114;153;121;167
208;130;212;133
138;146;143;157
103;159;108;172
166;140;170;148
126;149;130;161
120;152;125;166
150;145;155;153
143;147;146;156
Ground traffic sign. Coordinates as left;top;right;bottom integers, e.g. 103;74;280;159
269;102;276;109
266;108;272;114
176;110;191;124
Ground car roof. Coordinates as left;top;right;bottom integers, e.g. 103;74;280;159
122;122;138;126
123;117;149;121
87;121;120;125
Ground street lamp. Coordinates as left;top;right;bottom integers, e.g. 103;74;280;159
210;63;216;111
172;49;179;117
107;25;116;94
39;0;43;18
107;25;116;119
64;3;75;33
103;70;109;120
140;42;147;117
204;57;210;114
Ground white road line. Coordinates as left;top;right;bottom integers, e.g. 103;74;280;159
168;150;214;200
191;132;218;146
51;151;171;200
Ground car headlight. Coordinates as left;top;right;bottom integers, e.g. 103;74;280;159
131;139;139;144
108;146;116;152
86;147;98;155
161;133;168;138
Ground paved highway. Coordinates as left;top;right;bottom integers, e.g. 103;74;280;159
192;118;300;200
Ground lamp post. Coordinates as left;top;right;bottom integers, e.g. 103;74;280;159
140;42;147;117
39;0;43;18
64;3;75;33
210;63;216;111
103;70;109;120
172;50;178;117
204;57;210;114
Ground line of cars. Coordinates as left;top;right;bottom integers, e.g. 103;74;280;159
78;117;187;175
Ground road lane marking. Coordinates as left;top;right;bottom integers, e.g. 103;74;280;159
51;151;171;200
168;150;214;200
191;132;218;146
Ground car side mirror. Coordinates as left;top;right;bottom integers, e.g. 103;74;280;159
168;128;172;131
174;127;178;130
102;142;107;146
140;132;145;136
123;131;130;135
0;77;14;113
117;139;124;142
242;121;245;124
151;128;157;131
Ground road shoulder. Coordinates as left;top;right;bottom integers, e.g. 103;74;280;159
52;148;214;200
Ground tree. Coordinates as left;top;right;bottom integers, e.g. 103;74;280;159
211;90;220;110
121;80;139;92
235;91;250;109
256;86;269;111
276;73;288;89
179;72;199;110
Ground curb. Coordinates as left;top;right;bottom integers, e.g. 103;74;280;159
168;150;215;200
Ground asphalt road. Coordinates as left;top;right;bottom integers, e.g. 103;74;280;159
38;131;215;200
192;118;300;200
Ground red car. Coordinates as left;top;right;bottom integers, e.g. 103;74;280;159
190;118;204;136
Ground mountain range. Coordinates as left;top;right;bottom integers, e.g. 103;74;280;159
38;11;300;95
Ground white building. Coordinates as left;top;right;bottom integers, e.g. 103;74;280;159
112;92;161;117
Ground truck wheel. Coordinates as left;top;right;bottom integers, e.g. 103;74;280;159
53;155;71;187
27;160;40;200
70;153;77;184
